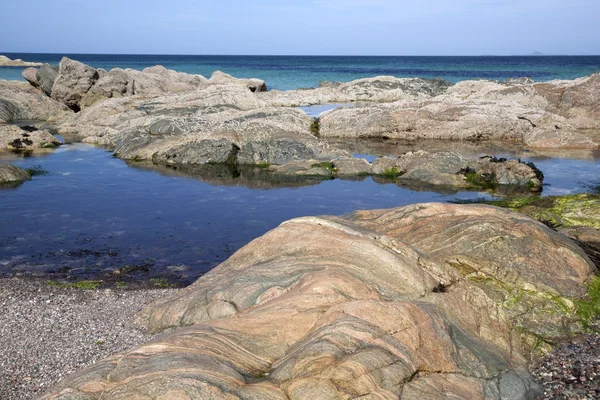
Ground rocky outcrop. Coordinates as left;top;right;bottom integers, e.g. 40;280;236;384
318;74;600;150
0;164;31;186
51;57;100;111
268;151;542;192
262;76;452;106
209;70;267;92
0;80;71;123
21;67;39;88
0;55;42;67
0;124;62;150
380;152;542;190
36;64;60;96
80;66;211;108
57;83;346;167
478;194;600;268
21;58;270;110
42;203;597;400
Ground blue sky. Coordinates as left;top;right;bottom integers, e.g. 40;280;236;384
2;0;599;55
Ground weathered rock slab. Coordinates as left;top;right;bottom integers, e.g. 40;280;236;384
317;74;600;150
0;124;62;150
0;164;31;185
0;80;70;123
41;203;597;400
51;57;100;111
36;64;60;96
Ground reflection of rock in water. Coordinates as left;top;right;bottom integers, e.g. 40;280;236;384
323;138;600;161
0;164;31;187
129;161;328;190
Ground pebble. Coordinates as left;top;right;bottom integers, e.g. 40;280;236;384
532;333;600;400
0;278;175;400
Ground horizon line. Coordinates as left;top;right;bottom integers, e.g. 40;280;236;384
2;51;600;58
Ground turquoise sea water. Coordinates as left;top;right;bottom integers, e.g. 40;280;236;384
1;53;600;90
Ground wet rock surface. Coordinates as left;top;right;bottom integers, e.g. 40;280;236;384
0;163;31;186
268;151;543;193
41;203;597;399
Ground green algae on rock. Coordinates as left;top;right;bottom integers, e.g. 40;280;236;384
0;164;31;187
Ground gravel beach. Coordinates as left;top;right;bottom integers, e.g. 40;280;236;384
532;333;600;400
0;278;175;400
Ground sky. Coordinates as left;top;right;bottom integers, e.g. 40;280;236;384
1;0;599;55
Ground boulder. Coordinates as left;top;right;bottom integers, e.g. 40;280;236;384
35;64;59;96
79;69;135;108
51;57;100;111
209;70;267;92
371;151;542;191
0;164;31;185
42;203;597;399
21;67;39;88
0;124;62;150
332;157;372;175
0;80;70;122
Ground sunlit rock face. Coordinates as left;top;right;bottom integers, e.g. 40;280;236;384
42;203;596;400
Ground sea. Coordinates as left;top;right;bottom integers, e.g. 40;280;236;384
1;54;599;285
1;53;600;90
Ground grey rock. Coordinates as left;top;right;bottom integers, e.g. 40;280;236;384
268;160;335;178
0;164;31;185
209;70;267;92
333;157;371;175
371;151;542;191
51;57;100;111
0;80;70;122
318;75;600;150
318;81;342;89
371;156;397;174
153;138;238;165
80;69;135;108
36;64;59;96
238;139;323;165
264;76;453;107
500;372;541;400
21;67;39;88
